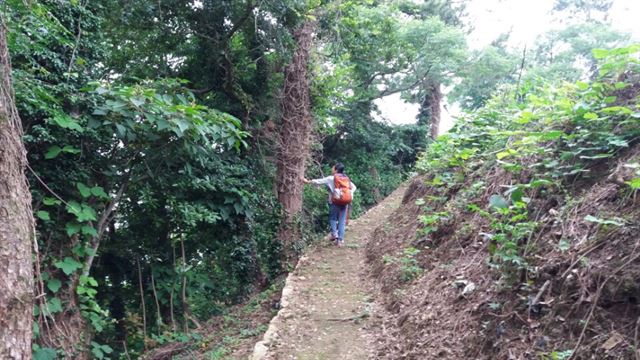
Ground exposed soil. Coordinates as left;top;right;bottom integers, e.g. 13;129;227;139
252;185;407;359
365;145;640;359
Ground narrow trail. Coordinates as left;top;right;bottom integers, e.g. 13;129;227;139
252;185;406;360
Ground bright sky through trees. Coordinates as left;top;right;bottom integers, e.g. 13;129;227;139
375;0;640;129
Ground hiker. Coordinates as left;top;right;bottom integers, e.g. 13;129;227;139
303;163;356;247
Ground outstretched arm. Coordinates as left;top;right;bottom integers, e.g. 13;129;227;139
304;176;333;186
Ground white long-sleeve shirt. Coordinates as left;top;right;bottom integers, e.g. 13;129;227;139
310;175;357;204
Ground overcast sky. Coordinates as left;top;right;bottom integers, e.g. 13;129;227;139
374;0;640;131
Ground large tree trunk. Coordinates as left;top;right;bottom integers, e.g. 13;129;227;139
0;20;35;358
276;20;315;266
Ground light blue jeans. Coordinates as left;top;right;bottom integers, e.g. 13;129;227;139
329;203;348;241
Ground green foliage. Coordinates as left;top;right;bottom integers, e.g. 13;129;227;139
450;40;520;110
90;342;113;360
32;345;57;360
419;211;450;235
529;23;631;81
485;201;537;282
539;349;573;360
416;44;640;286
383;247;423;282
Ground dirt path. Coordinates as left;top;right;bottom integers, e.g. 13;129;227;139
252;185;406;360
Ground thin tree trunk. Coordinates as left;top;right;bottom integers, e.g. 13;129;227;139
180;238;189;333
170;244;176;331
369;166;382;203
0;18;35;359
82;178;129;277
275;20;315;266
137;259;147;349
150;268;163;329
514;45;527;100
427;81;442;139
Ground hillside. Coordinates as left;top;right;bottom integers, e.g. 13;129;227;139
365;46;640;359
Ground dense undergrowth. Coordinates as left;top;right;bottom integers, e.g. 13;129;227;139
368;45;640;359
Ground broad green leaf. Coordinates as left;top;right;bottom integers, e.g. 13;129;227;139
66;222;82;236
488;195;508;210
537;130;563;141
43;197;61;206
54;257;83;275
508;187;524;203
156;118;170;131
45;146;62;159
77;182;92;198
614;82;628;90
82;225;98;237
115;123;127;137
80;275;99;287
528;179;552;188
36;211;50;221
80;206;97;222
130;96;145;107
175;119;191;133
62;145;81;154
66;201;82;217
90;186;110;199
47;278;62;293
592;48;609;59
575;81;589;90
33;346;57;360
44;297;63;314
66;202;97;222
496;150;515;160
626;178;640;190
52;113;84;132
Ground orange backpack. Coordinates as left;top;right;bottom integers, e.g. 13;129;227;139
332;173;352;206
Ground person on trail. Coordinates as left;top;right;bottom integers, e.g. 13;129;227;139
303;163;356;247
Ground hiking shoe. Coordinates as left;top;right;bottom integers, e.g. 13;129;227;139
336;240;345;247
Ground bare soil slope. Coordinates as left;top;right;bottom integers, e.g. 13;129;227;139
367;146;640;359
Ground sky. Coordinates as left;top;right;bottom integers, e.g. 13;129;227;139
373;0;640;132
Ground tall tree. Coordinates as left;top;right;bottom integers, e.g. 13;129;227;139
449;36;520;110
276;19;315;265
0;17;35;358
530;22;631;81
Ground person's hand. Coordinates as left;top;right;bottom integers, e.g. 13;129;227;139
302;178;310;184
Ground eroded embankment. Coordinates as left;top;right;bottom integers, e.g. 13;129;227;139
366;146;640;359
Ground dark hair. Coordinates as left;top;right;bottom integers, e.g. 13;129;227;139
334;162;345;173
